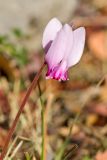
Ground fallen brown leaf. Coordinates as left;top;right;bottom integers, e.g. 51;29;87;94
88;30;107;60
95;151;107;160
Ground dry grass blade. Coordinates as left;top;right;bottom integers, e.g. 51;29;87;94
4;136;18;160
0;63;45;160
9;140;23;159
63;144;78;160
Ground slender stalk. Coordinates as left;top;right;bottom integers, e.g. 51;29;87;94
38;82;46;160
41;98;45;160
0;63;46;160
44;94;54;159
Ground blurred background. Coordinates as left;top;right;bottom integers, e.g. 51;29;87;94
0;0;107;160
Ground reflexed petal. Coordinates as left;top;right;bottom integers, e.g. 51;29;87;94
45;24;73;69
42;18;62;50
67;27;85;67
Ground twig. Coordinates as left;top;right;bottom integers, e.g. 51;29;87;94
71;16;107;28
63;144;78;160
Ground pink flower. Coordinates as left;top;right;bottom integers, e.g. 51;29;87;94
42;18;85;81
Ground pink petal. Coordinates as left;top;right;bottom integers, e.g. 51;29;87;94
62;24;74;60
67;27;85;67
42;18;62;50
45;24;73;69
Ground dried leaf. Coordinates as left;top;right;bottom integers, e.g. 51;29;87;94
95;151;107;160
88;31;107;60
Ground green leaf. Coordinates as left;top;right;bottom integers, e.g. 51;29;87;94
54;139;69;160
12;28;24;38
24;152;32;160
82;156;93;160
0;35;9;44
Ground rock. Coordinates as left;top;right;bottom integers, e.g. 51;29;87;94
0;0;77;51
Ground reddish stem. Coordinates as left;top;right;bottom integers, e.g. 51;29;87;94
0;63;46;160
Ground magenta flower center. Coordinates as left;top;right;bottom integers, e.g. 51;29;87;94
46;60;68;81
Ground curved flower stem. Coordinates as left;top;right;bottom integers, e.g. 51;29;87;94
0;63;46;160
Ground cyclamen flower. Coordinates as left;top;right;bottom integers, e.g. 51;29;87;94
42;18;85;81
